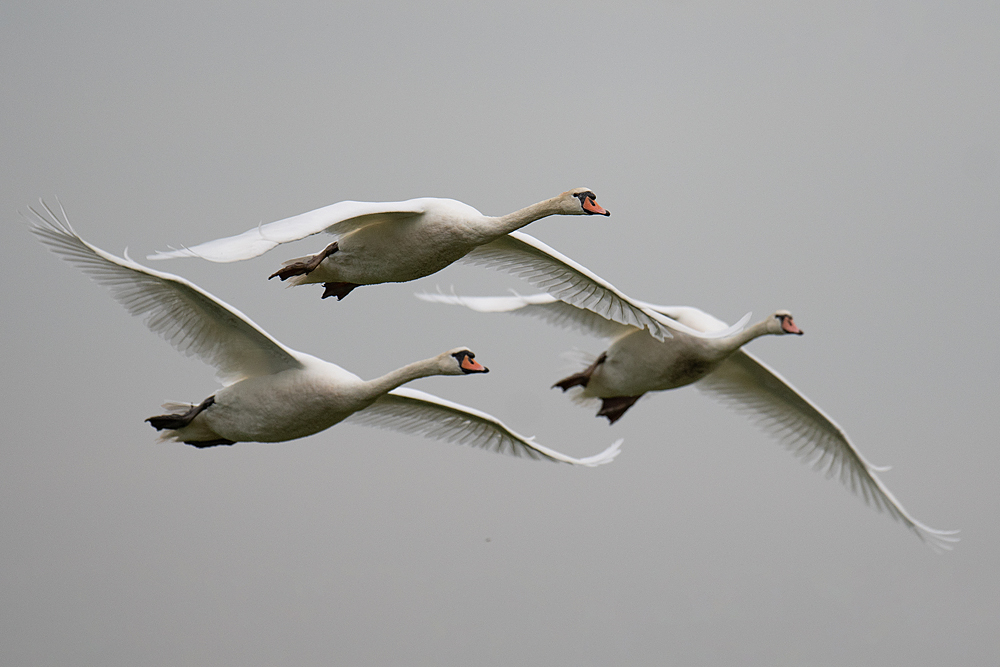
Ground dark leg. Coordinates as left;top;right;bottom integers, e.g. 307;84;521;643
269;241;339;281
146;395;216;431
597;395;643;424
321;281;361;300
552;352;607;391
184;438;236;448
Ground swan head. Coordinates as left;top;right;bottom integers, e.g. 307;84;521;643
560;188;610;216
770;310;804;335
442;347;490;375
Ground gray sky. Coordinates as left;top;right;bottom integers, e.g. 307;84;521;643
2;1;997;664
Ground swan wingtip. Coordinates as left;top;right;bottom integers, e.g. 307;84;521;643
578;438;624;467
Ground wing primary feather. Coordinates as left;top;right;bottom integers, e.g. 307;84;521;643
22;200;304;385
697;351;958;551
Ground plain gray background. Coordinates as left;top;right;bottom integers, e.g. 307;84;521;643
2;1;997;664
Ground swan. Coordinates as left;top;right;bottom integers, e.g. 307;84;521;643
21;201;622;466
146;188;611;302
149;197;745;343
417;290;959;549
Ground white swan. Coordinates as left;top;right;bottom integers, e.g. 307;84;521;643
22;201;622;466
148;197;745;343
418;290;959;549
146;189;611;302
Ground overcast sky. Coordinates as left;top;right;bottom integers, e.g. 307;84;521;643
2;1;998;664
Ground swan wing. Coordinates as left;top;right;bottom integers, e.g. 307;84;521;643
459;232;684;340
696;349;959;550
346;387;623;467
416;290;637;339
632;304;730;332
24;200;304;385
147;199;429;262
416;287;750;340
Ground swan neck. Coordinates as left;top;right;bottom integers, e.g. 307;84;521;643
489;197;562;235
363;357;440;395
722;319;775;351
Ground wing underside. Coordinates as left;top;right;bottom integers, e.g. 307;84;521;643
346;387;623;467
697;350;958;550
25;200;303;385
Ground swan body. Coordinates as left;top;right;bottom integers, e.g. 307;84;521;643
160;349;484;445
147;189;611;301
417;290;958;549
575;310;802;406
22;201;622;466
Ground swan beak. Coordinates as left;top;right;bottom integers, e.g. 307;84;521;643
781;317;803;335
461;356;489;373
582;197;610;216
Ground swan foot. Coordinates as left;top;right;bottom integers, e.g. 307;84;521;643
268;241;339;281
184;438;236;448
146;395;216;431
321;281;360;300
552;352;607;391
597;395;642;424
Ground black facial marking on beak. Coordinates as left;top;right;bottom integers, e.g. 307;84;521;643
575;191;609;216
778;314;804;335
453;350;489;374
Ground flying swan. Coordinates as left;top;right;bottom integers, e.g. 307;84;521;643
417;290;959;549
147;188;611;302
147;196;746;344
22;201;621;466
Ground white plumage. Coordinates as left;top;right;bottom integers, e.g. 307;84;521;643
23;201;621;466
417;290;959;550
147;189;615;304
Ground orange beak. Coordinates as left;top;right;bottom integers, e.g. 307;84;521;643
582;197;610;216
781;317;803;335
461;356;488;373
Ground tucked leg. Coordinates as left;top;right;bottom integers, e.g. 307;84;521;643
146;395;217;431
597;395;643;424
321;282;361;300
268;241;339;281
184;438;236;448
552;352;607;391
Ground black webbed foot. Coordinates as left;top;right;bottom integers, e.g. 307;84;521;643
321;282;360;300
146;395;216;431
597;395;642;424
268;241;339;281
184;438;236;448
552;352;607;391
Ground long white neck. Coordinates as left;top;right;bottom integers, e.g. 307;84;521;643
710;318;777;355
480;196;569;237
361;356;447;397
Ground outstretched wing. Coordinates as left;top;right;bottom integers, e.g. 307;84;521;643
25;200;303;385
459;232;686;341
417;291;636;339
346;387;623;466
417;289;750;340
697;350;959;551
147;199;430;262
